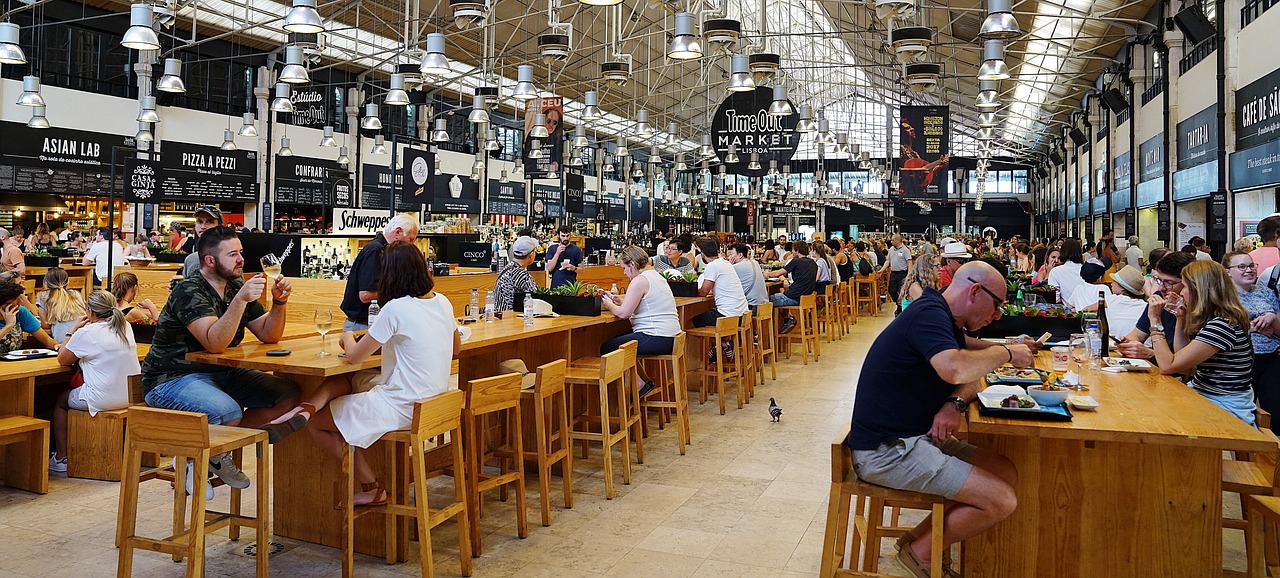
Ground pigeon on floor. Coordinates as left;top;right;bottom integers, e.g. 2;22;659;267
769;397;782;422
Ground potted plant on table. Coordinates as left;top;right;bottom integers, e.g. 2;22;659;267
516;282;605;316
156;248;187;263
666;271;701;297
23;250;59;268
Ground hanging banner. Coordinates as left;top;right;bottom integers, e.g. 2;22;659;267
1177;105;1218;170
564;172;585;214
400;147;436;205
523;96;564;178
0;121;133;197
332;178;353;208
486;180;527;215
1230;138;1280;191
431;173;480;214
121;158;160;204
285;86;334;129
629;196;651;223
897;105;950;200
159;142;257;202
1236;67;1280;151
532;184;563;219
274;155;342;205
1138;134;1164;183
1113;151;1131;194
581;190;597;218
710;86;799;177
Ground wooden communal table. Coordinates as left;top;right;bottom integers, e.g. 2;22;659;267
963;353;1275;577
26;264;97;289
186;295;713;556
0;356;73;493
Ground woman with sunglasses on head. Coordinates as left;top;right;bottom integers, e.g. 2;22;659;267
1147;260;1257;426
1223;251;1280;429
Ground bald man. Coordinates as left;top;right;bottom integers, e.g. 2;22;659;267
883;234;912;315
847;261;1029;577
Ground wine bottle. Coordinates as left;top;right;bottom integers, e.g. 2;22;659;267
1096;290;1110;357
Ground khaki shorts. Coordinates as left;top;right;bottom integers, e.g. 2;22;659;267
851;435;977;500
350;370;382;394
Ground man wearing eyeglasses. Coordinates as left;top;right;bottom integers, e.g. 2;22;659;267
847;261;1030;578
1115;251;1195;359
937;241;972;289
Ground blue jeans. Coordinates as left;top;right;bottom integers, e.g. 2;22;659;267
343;319;369;332
601;332;675;356
770;293;800;307
144;369;299;425
1197;387;1257;428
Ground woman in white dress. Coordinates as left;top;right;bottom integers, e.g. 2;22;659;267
308;241;460;507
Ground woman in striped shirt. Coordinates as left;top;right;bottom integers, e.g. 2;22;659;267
1148;260;1257;426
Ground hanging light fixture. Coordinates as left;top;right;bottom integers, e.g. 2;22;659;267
430;118;450;142
699;162;711;176
631;162;645;179
239;113;258;137
499;170;510;183
816;118;836;145
279;45;310;83
795;104;816;132
0;22;27;65
976;79;1000;110
135;121;153;143
616;135;629;157
567;152;583;167
667;12;702;60
977;127;995;140
978;112;998;127
337;146;350;165
768;84;793;116
470;155;485;180
278;136;293;156
834;133;850;157
370;134;387;155
727;53;755;92
581;90;602;120
16;76;44;107
419;32;449;76
319;125;338;147
221;129;237;151
360;103;382;130
649;146;662;164
768;160;780;177
635;109;652;135
156;58;186;93
977;39;1009;81
979;0;1022;40
121;3;160;50
137;95;161;123
511;65;538;101
724;143;740;164
571;125;589;148
27;106;49;129
665;122;679;146
675;153;688;171
453;0;487;29
698;135;715;158
485;128;501;150
530;113;550;138
529;139;545;158
283;0;325;34
385;73;410;105
747;152;761;171
271;83;295;113
468;94;489;123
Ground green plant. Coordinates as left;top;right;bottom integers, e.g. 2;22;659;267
159;248;187;255
676;271;699;282
29;249;52;257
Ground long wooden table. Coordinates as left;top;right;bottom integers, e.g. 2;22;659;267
186;296;713;557
963;353;1275;577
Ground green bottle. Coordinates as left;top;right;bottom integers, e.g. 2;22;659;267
1015;286;1024;311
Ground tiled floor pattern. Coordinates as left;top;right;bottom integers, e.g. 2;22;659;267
0;309;1252;576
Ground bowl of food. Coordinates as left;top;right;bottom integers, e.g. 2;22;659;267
128;257;155;268
1026;384;1070;407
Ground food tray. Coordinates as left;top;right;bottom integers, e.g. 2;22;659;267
976;386;1074;421
985;366;1052;385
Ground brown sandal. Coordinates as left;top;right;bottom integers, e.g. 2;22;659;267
334;480;388;510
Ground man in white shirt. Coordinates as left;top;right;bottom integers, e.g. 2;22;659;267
727;242;768;309
1124;236;1144;269
692;237;748;327
81;227;126;286
1066;262;1111;311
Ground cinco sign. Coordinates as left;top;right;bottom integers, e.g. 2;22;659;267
710;86;799;177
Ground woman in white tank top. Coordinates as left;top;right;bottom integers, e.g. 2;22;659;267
601;246;682;390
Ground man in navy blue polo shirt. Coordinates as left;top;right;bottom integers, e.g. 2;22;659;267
848;261;1029;578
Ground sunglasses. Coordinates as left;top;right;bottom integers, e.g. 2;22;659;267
967;277;1005;308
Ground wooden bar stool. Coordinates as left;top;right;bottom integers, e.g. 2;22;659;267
776;293;820;365
565;342;635;499
843;279;858;326
66;407;129;481
854;276;878;316
0;414;49;494
753;302;778;382
689;314;747;414
342;390;472;578
460;372;528;556
116;407;270;578
817;284;838;343
734;310;757;402
1246;495;1280;578
638;332;690;455
1223;427;1280;576
821;427;946;578
518;359;574;527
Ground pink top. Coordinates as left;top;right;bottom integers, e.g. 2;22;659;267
1250;247;1279;274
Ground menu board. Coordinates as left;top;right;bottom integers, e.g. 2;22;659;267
0;121;131;196
600;192;627;220
629;196;651;222
431;173;481;214
159;141;258;202
532;184;563;218
275;155;343;205
360;165;393;210
486;179;527;215
579;190;597;218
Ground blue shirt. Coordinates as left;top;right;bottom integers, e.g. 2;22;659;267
849;287;966;450
1240;284;1280;355
1133;289;1178;343
548;242;583;289
17;305;40;333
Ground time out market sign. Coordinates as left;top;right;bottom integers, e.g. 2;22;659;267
332;207;395;234
710;86;799;177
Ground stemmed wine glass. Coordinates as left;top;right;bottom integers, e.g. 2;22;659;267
314;310;333;357
261;254;282;304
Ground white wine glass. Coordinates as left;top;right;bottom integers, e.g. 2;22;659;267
314;310;333;357
261;253;282;303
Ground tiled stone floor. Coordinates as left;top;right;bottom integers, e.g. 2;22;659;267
0;308;1252;576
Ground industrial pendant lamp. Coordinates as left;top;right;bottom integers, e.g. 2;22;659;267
121;3;160;50
815;118;835;145
238;113;258;137
976;40;1009;81
278;136;293;156
137;95;161;123
567;152;583;167
384;73;410;105
319;125;338;147
28;106;49;129
649;146;662;165
360;103;382;130
675;153;688;171
635;109;652;135
529;139;545;158
279;45;310;83
336;146;350;165
16;76;43;107
978;112;998;127
768;84;793;116
485;128;501;150
665;122;679;146
581;90;602;120
0;22;27;64
283;0;325;34
370;134;387;155
746;152;761;171
979;0;1022;40
698;135;715;158
511;65;538;101
221;129;237;151
156;58;186;93
727;54;755;92
420;33;450;76
667;12;702;60
530;113;550;138
572;125;589;148
615;135;629;157
499;170;510;183
271;83;295;113
795;104;816;132
976;80;1000;110
724;143;740;164
468;94;489;123
631;162;644;179
135;121;153;143
430;118;450;142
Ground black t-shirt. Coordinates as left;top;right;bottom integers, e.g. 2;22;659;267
848;287;966;450
783;257;818;300
340;233;388;323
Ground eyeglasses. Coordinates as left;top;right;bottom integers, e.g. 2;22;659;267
1227;263;1258;272
1154;275;1182;287
967;277;1005;308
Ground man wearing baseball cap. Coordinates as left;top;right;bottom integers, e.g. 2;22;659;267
180;205;224;279
492;236;540;312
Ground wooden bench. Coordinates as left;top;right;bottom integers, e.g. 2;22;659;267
0;414;50;494
66;375;148;481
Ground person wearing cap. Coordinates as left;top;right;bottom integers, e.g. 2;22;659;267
493;236;540;313
179;205;224;279
546;225;583;289
882;234;912;315
1066;262;1111;311
339;213;419;332
1125;236;1144;269
937;242;972;289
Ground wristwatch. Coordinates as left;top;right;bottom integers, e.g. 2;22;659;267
1150;323;1165;333
946;396;968;413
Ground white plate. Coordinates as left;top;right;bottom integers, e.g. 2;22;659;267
4;348;55;360
977;386;1040;411
1068;396;1099;410
1103;357;1152;370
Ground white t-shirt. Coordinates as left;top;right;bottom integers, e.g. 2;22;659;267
64;321;139;415
330;293;456;448
698;258;748;317
1125;246;1143;268
1047;261;1085;304
1103;293;1148;339
1196;250;1213;261
84;240;126;282
1067;282;1111;311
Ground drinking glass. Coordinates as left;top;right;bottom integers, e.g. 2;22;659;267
1024;293;1038;308
1163;292;1184;315
314;310;333;357
261;253;282;303
1067;333;1091;391
1051;346;1070;372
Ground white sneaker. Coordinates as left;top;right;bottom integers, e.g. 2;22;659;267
208;452;251;489
48;453;67;473
176;457;215;501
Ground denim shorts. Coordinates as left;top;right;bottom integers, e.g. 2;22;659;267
1196;387;1257;428
144;368;299;425
770;293;800;307
851;435;977;500
342;319;369;332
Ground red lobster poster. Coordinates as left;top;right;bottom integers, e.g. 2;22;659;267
897;105;950;200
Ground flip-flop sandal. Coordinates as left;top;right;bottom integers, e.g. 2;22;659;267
334;481;389;510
